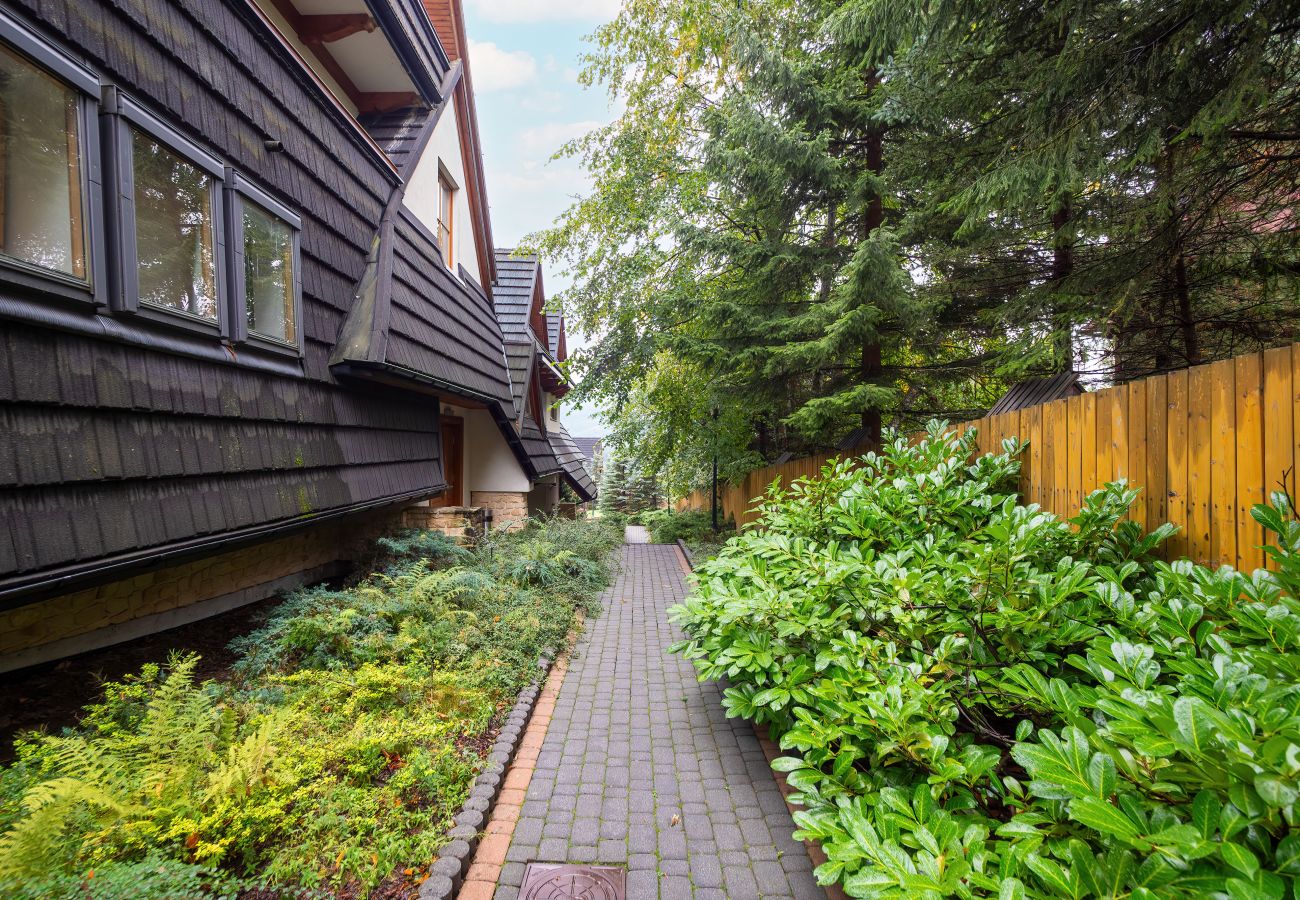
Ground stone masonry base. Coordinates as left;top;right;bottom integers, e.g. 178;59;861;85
471;491;529;532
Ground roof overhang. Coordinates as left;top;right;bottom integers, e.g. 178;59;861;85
260;0;448;114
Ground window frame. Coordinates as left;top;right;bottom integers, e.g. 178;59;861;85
436;162;456;268
0;9;105;305
226;170;303;357
104;88;228;337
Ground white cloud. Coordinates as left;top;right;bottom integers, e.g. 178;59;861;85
518;120;603;154
467;40;538;92
467;0;621;24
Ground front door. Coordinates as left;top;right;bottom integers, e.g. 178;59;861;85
435;415;464;506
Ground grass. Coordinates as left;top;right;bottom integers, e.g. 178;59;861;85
0;517;621;899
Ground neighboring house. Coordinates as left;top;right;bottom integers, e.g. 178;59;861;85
492;250;596;513
0;0;564;671
333;0;554;531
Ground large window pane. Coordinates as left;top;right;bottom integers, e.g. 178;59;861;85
0;44;84;278
132;129;217;319
243;202;295;344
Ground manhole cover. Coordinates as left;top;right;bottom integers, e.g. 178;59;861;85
519;863;626;900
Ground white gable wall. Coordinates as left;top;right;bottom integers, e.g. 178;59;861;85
462;407;531;492
406;100;484;282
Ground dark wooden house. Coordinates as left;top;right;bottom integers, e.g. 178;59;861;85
0;0;532;669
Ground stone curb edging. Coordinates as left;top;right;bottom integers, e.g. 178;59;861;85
675;538;695;570
672;540;845;900
417;652;556;900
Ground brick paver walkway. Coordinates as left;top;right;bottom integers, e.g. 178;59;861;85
489;544;824;900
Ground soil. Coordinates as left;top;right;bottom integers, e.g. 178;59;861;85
0;595;284;763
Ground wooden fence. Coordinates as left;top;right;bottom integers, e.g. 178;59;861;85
676;342;1300;572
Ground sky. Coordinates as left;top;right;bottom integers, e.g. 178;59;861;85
461;0;622;438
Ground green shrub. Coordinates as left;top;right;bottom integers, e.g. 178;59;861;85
643;508;729;545
0;517;620;897
672;421;1300;899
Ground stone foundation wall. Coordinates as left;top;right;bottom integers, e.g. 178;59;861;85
401;505;487;543
0;504;418;673
471;491;529;532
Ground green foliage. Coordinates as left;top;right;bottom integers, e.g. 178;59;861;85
672;422;1300;898
0;518;621;897
642;508;727;546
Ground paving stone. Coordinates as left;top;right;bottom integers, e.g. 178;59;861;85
504;545;824;900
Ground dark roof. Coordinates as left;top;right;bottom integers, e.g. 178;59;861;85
572;436;600;464
988;372;1084;415
546;312;561;358
549;421;597;501
521;415;563;476
837;428;872;452
493;250;539;342
359;106;436;177
504;342;534;423
332;208;514;412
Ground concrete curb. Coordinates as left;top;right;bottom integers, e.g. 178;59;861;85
675;538;695;571
417;651;556;900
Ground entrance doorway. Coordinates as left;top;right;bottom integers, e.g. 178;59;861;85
434;414;464;506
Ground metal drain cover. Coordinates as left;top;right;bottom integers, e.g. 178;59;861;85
519;863;626;900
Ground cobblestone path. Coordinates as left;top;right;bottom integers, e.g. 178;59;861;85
491;544;824;900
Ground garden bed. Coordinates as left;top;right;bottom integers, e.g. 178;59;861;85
0;517;621;899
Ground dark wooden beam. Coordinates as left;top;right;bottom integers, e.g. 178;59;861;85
298;13;376;44
355;91;422;114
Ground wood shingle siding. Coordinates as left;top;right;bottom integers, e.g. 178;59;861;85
384;211;515;409
0;0;450;602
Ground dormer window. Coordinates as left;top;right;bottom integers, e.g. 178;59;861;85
436;167;455;265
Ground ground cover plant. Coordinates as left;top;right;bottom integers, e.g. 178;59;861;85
0;517;621;899
671;422;1300;899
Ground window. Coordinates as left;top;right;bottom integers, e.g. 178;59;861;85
0;40;93;282
228;173;301;353
107;92;225;329
241;201;294;343
436;168;454;264
131;129;218;319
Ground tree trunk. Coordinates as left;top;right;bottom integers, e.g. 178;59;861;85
861;75;884;442
1050;202;1075;371
1175;252;1200;366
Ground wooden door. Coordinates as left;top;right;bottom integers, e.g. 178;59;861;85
435;416;464;506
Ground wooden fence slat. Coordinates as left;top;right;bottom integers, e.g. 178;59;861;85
1145;375;1169;534
1188;363;1214;563
1236;352;1265;572
1127;381;1148;530
1081;392;1098;500
1027;405;1043;507
1097;386;1114;488
1166;369;1190;561
1263;346;1294;567
1210;358;1237;568
1067;394;1083;515
1110;383;1130;489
